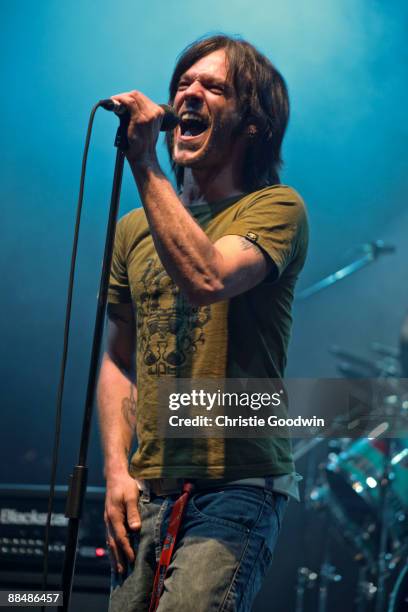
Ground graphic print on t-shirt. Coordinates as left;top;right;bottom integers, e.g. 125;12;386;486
137;258;211;376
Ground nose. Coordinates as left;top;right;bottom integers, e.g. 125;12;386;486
182;80;204;109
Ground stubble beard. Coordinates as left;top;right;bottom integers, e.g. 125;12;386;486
173;118;238;172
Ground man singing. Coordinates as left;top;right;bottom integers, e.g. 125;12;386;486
97;34;308;611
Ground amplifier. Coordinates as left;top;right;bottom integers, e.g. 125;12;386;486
0;484;110;579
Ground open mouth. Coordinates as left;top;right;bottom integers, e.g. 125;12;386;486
179;112;210;138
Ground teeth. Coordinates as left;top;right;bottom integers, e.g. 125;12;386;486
180;113;207;125
181;112;202;120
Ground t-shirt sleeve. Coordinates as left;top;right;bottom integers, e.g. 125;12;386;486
219;187;308;279
108;216;132;304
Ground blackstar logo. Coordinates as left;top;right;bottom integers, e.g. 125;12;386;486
0;508;68;526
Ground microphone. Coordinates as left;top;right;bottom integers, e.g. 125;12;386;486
99;99;179;131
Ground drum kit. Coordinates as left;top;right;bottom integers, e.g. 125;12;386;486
293;242;407;611
293;341;408;612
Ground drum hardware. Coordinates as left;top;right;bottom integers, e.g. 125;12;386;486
307;433;408;610
388;562;408;612
374;438;399;612
309;481;378;568
306;407;406;608
294;559;342;612
312;476;343;612
355;568;377;612
400;311;408;378
317;554;342;612
330;344;402;381
386;552;402;572
295;567;318;612
371;343;400;361
329;346;391;378
296;239;396;301
324;426;407;609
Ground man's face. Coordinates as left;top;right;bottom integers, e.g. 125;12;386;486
172;49;243;170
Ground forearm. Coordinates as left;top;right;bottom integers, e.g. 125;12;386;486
131;159;223;303
97;354;137;479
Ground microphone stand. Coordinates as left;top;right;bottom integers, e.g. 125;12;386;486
59;116;129;611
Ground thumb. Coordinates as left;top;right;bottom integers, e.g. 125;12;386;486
126;495;141;531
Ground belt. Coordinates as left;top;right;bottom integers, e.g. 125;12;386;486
143;477;267;497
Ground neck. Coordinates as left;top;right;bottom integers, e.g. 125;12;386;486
180;163;245;207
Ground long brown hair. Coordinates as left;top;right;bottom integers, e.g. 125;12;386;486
166;34;290;191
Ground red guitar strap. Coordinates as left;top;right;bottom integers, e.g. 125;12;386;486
149;481;195;612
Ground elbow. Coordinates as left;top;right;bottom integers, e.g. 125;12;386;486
104;350;136;382
179;250;227;307
183;278;225;307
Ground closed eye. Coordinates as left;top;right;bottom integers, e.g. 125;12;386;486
176;79;226;94
209;86;224;94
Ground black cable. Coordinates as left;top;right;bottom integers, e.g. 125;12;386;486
41;102;104;602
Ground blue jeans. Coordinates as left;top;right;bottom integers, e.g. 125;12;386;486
109;485;288;612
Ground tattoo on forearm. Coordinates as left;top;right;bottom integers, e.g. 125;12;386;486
121;384;137;429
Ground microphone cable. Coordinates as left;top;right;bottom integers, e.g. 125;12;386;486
40;100;178;608
41;101;105;600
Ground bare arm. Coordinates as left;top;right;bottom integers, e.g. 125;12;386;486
97;302;140;573
132;162;273;306
110;90;273;306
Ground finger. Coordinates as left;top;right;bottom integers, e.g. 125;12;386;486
110;91;138;104
110;91;144;113
105;508;133;570
110;515;136;564
111;91;164;122
106;530;127;574
107;93;136;119
125;493;142;531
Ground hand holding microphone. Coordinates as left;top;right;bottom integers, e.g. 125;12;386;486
100;91;179;158
101;98;179;131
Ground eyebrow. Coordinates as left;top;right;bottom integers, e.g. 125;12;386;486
178;71;228;87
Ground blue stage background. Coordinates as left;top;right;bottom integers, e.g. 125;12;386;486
1;0;407;488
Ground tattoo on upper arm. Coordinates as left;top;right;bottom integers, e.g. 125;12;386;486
237;236;261;253
121;384;137;429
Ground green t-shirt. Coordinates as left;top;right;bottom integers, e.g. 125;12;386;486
108;185;309;479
